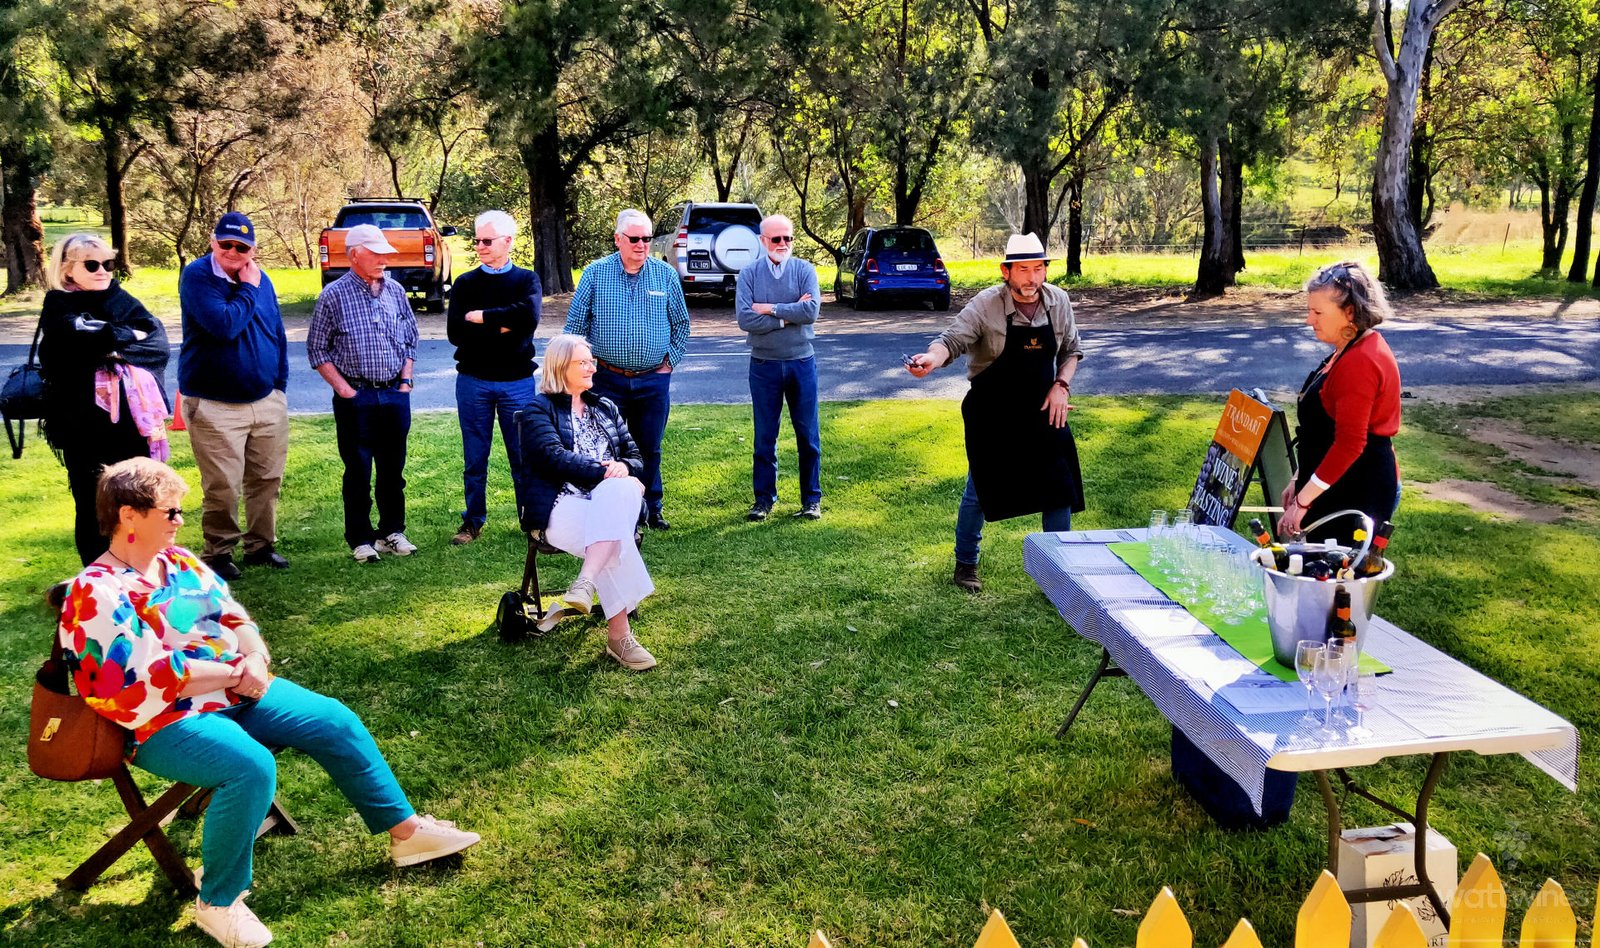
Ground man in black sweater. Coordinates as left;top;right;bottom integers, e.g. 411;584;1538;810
446;209;542;544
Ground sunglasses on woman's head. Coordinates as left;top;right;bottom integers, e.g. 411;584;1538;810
78;259;116;273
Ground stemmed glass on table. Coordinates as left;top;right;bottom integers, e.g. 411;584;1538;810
1312;647;1353;743
1346;666;1377;741
1294;640;1323;730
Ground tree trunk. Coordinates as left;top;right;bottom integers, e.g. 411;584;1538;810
1542;175;1574;273
1369;0;1457;290
1228;150;1245;274
1066;169;1084;277
1021;160;1052;239
521;126;575;293
100;126;133;277
0;141;46;294
1195;131;1235;296
1407;45;1435;234
1568;52;1600;283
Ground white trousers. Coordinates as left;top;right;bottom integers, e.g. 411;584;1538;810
545;476;655;619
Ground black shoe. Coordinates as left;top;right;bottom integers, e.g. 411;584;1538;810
953;562;982;593
646;510;671;531
747;501;772;522
242;547;290;569
205;555;243;581
793;502;822;521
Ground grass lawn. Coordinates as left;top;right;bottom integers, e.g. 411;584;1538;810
1;395;1596;945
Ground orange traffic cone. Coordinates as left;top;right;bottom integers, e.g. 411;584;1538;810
169;392;186;432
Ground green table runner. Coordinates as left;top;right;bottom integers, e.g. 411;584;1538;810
1106;541;1388;683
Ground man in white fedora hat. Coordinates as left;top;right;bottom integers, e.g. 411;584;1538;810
906;232;1085;592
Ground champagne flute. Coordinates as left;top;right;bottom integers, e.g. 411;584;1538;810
1294;640;1323;729
1347;668;1377;741
1148;510;1168;568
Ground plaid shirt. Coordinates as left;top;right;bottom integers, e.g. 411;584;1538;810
563;254;690;372
307;271;418;382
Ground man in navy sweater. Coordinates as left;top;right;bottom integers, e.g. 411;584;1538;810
178;212;291;580
446;209;542;544
735;214;823;521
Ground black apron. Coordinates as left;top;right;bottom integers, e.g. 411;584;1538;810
961;316;1085;521
1295;332;1398;544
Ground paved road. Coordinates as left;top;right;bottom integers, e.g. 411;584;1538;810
4;317;1595;412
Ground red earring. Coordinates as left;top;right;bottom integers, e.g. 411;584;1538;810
126;532;136;543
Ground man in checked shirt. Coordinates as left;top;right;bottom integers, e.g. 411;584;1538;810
308;224;421;563
564;208;691;530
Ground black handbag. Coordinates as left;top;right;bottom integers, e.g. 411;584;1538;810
0;315;45;459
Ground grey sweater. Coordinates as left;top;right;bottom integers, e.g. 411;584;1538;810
735;257;821;360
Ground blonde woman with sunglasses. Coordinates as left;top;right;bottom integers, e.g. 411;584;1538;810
37;232;171;565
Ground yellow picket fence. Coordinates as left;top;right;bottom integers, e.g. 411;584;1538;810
807;853;1597;947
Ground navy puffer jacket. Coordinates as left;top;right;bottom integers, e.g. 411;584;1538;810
519;390;644;531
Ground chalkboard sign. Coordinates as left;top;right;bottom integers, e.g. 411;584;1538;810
1186;389;1293;530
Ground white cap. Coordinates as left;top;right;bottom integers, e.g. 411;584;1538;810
345;223;398;255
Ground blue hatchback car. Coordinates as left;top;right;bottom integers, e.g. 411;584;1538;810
835;226;951;310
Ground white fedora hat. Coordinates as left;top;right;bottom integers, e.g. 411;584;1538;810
1003;232;1051;263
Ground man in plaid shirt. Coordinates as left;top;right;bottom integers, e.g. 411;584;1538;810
308;224;421;563
564;208;690;530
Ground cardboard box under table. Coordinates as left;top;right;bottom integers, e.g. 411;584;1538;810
1023;526;1578;926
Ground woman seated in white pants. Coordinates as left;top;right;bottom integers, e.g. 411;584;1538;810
523;334;658;670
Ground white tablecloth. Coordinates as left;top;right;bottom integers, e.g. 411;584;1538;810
1024;527;1579;814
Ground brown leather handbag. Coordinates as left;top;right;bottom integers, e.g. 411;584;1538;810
29;637;129;781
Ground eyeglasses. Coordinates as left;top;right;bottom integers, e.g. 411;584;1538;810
574;359;597;368
618;234;651;244
473;237;508;247
78;259;116;273
217;241;253;253
766;235;795;244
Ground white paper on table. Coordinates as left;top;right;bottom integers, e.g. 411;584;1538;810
1052;529;1138;544
1151;639;1263;693
1057;546;1128;572
1217;677;1309;716
1115;606;1212;640
1081;573;1164;601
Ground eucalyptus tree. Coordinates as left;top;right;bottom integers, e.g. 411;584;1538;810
0;0;49;292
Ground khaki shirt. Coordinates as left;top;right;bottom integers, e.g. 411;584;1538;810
934;283;1083;380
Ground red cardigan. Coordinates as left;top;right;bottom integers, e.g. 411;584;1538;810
1313;330;1401;488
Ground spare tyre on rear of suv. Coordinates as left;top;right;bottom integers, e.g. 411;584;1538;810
651;202;764;299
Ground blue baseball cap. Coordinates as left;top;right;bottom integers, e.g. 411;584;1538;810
213;211;257;247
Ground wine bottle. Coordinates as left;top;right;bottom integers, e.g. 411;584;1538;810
1248;518;1272;548
1325;584;1357;645
1355;521;1394;577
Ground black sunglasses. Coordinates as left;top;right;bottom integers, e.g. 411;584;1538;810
767;235;795;244
142;506;183;521
217;241;253;253
472;237;507;247
78;259;116;273
619;234;651;244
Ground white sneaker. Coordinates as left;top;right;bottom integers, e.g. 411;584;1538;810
375;532;417;556
391;814;481;867
194;893;272;948
352;543;381;564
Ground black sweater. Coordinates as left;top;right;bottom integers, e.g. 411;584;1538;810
446;265;542;381
37;282;170;450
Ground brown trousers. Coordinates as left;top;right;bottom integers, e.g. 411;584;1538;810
184;390;289;558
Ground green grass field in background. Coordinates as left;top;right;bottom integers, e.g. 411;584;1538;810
0;395;1595;945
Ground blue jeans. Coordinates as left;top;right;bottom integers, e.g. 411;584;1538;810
749;356;822;506
134;679;413;907
954;472;1072;565
589;368;671;516
332;387;411;548
456;373;538;529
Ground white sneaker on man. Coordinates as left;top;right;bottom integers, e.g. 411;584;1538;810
391;814;481;867
375;532;417;556
352;543;381;564
194;893;272;948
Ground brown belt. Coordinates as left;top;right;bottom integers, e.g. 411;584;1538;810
597;358;657;378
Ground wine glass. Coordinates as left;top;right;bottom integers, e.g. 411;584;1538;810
1347;667;1377;741
1313;648;1350;743
1325;640;1355;725
1294;640;1324;729
1148;510;1168;568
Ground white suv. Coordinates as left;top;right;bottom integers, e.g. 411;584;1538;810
651;202;763;298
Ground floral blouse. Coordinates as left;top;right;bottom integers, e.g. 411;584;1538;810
57;546;257;746
560;404;615;499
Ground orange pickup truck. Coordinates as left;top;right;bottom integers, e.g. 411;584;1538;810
319;198;456;311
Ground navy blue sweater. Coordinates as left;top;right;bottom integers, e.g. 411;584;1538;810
446;265;542;381
177;255;289;403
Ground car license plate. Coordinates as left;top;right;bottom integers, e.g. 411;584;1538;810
896;264;918;271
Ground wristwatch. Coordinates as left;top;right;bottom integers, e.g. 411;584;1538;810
399;377;414;387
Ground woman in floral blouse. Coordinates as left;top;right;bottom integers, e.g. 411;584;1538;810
58;457;479;948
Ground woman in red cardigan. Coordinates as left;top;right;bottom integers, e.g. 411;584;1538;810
1278;260;1402;544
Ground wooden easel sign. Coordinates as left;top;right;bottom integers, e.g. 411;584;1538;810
1186;389;1293;530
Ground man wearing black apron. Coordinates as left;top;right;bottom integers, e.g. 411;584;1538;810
906;233;1086;592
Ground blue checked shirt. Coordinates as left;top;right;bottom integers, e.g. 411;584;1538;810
563;254;690;372
307;271;418;382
